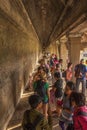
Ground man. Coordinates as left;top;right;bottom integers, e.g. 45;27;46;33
74;59;87;95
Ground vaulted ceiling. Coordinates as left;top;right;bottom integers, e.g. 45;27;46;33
22;0;87;47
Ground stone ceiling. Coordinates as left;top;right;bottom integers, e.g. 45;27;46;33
22;0;87;47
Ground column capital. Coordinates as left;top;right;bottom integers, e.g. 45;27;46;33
67;33;82;43
59;35;68;44
68;33;82;38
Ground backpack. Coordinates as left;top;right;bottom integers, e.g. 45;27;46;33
35;80;46;100
75;107;87;130
23;110;43;130
74;65;80;78
62;71;66;78
54;79;63;98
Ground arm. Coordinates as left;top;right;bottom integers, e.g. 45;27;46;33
33;82;37;92
47;88;50;102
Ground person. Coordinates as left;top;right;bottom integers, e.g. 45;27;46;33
54;64;62;78
52;72;63;115
39;59;49;75
59;59;63;73
65;62;73;82
33;75;50;119
85;60;87;88
74;59;87;95
53;55;58;66
49;53;55;67
70;92;87;130
59;81;75;130
22;94;52;130
52;64;62;85
33;66;47;82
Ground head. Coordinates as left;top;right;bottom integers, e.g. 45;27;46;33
67;62;72;69
85;60;87;64
54;72;60;80
59;59;63;64
65;81;75;96
39;59;45;65
80;59;84;64
56;64;60;69
70;92;86;108
38;66;45;73
51;53;55;58
28;94;42;109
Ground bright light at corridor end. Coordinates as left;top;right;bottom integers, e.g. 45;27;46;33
22;91;34;98
7;123;21;130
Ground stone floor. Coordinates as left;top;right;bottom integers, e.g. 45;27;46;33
7;90;61;130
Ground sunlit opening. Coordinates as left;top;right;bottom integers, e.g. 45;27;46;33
21;91;34;99
7;123;21;130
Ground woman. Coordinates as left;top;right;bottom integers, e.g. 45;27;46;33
66;62;73;82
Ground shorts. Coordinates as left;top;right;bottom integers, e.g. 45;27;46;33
56;97;63;106
42;99;49;104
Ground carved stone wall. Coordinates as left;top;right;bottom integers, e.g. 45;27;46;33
0;1;41;130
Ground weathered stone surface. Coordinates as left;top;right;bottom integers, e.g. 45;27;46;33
0;0;87;130
22;0;87;45
0;1;42;129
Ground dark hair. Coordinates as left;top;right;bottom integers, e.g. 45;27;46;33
59;59;63;63
80;59;84;62
54;72;60;78
28;94;42;108
38;66;44;71
66;81;75;91
56;64;59;68
67;62;72;68
70;92;86;107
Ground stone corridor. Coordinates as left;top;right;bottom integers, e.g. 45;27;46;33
0;0;87;130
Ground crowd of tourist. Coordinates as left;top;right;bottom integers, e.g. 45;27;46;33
22;53;87;130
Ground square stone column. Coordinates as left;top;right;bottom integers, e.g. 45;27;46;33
59;42;68;69
46;41;59;57
69;35;81;81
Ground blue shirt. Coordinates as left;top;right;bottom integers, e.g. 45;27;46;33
75;64;86;79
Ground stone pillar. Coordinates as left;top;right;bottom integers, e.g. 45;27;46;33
46;41;59;57
69;35;81;81
59;36;68;69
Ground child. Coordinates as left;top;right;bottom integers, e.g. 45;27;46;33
53;72;63;115
22;94;52;130
70;92;87;130
59;81;75;130
33;75;50;119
